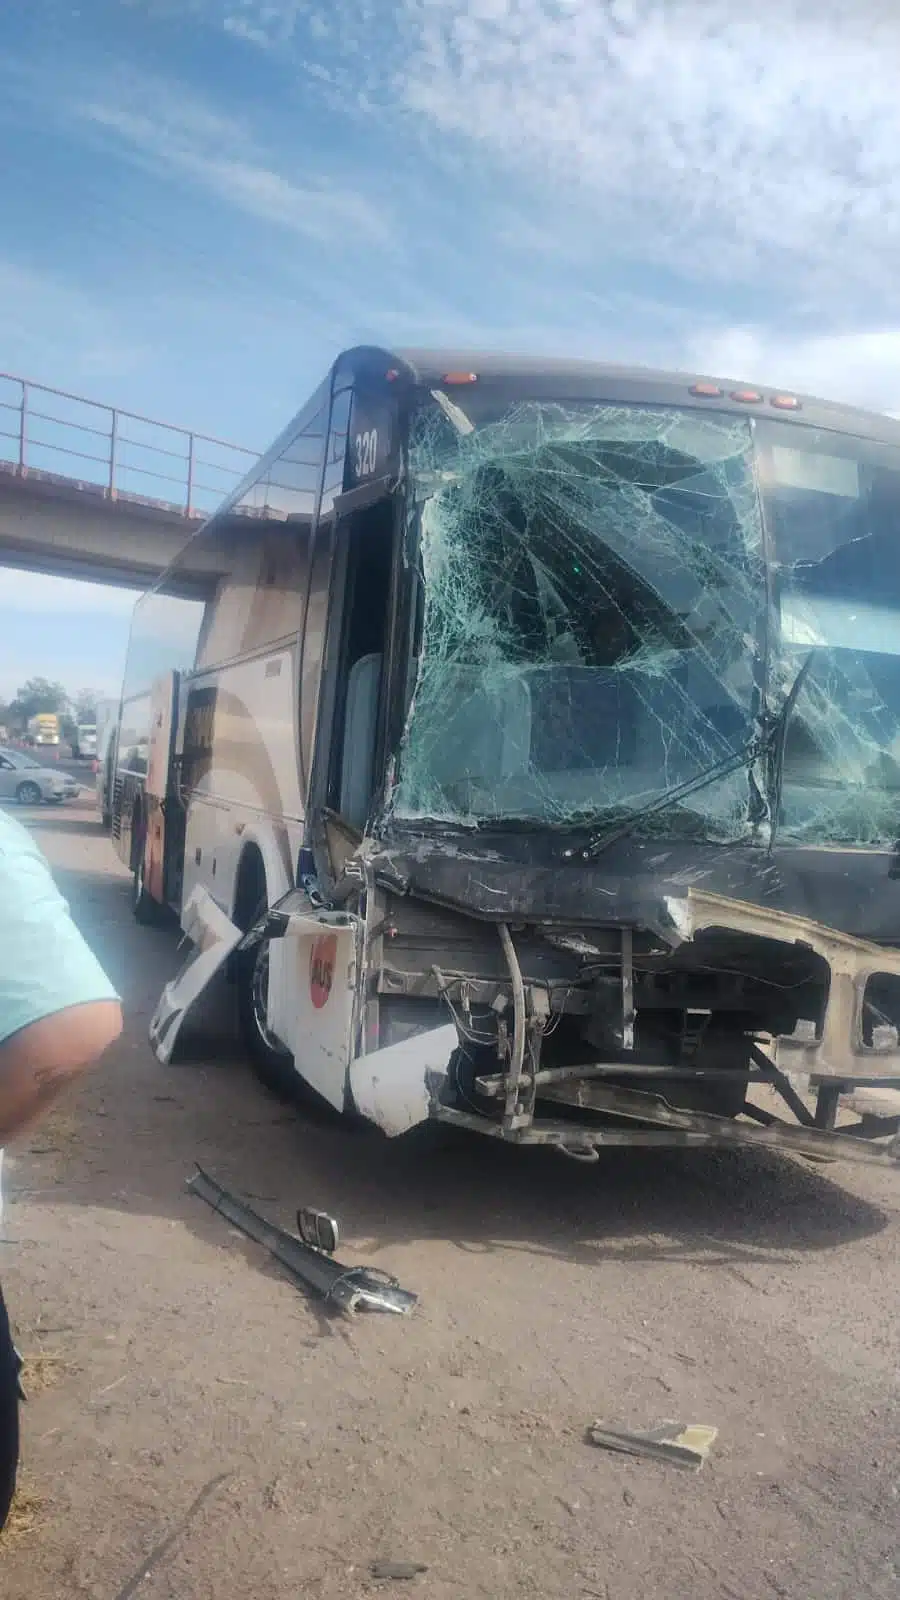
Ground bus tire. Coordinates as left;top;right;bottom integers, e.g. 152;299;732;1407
131;813;163;926
236;895;299;1100
132;854;162;926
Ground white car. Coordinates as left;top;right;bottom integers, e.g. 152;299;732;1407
0;748;80;805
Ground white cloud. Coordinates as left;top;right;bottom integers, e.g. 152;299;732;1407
9;2;900;447
0;568;137;617
204;0;900;313
399;1;900;302
81;83;390;246
192;0;900;423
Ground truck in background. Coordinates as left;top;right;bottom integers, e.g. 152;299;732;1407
73;698;118;761
26;712;60;748
71;724;98;759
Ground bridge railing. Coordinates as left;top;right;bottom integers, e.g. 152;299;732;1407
0;372;257;518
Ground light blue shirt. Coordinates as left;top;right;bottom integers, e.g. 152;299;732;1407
0;809;118;1222
0;809;118;1046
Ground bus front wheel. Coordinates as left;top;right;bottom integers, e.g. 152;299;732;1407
131;819;163;926
236;896;299;1099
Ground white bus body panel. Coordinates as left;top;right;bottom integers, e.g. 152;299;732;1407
180;637;305;920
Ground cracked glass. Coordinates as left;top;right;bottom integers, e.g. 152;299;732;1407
393;398;766;842
761;420;900;847
393;394;900;852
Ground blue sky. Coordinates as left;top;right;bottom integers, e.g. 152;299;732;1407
1;0;900;699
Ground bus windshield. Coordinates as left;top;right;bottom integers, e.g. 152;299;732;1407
393;396;900;850
759;419;900;847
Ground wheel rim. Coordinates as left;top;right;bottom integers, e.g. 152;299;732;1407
18;784;40;805
250;942;282;1053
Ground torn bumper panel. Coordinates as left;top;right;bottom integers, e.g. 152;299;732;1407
670;888;900;1085
349;1024;459;1135
150;888;243;1066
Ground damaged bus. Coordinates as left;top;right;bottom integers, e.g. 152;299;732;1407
115;348;900;1169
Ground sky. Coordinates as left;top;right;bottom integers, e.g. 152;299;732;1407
1;0;900;699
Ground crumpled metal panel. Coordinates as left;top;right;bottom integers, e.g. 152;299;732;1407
670;887;900;1083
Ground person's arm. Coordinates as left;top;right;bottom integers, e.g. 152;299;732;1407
0;1002;122;1143
0;814;122;1143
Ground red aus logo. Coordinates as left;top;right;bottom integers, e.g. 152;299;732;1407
309;934;338;1010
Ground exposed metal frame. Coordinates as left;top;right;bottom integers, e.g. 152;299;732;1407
429;886;900;1169
671;889;900;1084
433;1085;900;1169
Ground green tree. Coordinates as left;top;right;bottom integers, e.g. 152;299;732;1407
72;688;100;726
8;678;70;731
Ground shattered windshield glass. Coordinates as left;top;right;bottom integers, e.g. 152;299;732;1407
392;394;900;852
760;421;900;846
393;398;765;842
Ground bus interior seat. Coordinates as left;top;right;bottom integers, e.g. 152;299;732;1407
528;667;634;771
340;652;382;829
423;668;533;789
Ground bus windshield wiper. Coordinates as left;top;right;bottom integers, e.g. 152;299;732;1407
566;651;819;864
766;649;817;854
563;739;761;862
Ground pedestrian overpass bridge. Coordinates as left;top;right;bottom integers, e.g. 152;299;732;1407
0;371;256;593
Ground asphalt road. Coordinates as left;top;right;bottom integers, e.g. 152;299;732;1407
2;800;900;1598
56;757;94;784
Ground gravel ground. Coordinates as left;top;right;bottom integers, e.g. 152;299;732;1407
1;797;899;1599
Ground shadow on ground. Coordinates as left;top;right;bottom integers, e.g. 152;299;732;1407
11;830;892;1285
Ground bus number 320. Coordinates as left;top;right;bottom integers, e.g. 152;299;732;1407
354;429;379;479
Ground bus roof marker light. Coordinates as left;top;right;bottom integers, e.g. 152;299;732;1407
730;388;763;404
689;382;723;398
770;394;801;411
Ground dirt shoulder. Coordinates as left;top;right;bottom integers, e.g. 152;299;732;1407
2;801;899;1598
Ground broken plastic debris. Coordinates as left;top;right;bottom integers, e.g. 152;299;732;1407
792;1019;818;1043
588;1420;718;1471
371;1560;429;1580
